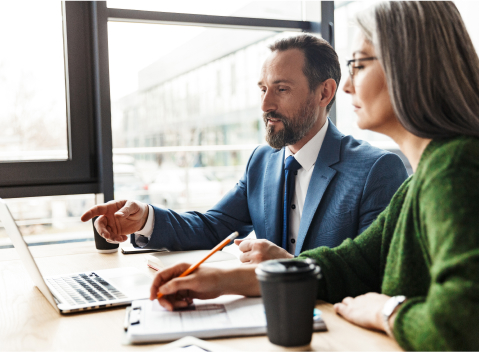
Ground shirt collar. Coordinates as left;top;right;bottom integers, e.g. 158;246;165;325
284;119;329;172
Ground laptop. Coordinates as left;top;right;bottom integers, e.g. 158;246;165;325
0;199;152;314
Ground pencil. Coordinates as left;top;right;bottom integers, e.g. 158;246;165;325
157;231;239;300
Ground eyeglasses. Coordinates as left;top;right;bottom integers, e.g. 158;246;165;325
346;57;377;82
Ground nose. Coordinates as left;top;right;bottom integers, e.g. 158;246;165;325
261;89;277;112
343;75;354;95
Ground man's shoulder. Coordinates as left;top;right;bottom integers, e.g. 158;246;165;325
339;134;397;163
249;144;282;160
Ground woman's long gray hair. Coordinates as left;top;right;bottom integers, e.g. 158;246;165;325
357;1;479;139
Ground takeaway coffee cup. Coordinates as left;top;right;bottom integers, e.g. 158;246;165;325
255;259;321;347
92;217;119;253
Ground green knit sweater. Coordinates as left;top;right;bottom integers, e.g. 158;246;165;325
299;136;479;351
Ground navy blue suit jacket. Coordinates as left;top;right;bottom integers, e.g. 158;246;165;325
133;121;408;256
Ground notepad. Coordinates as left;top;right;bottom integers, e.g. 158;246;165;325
146;250;238;271
123;296;327;344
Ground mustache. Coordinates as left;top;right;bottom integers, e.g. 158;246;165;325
263;111;288;122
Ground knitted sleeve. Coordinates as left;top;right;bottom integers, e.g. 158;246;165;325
393;162;479;350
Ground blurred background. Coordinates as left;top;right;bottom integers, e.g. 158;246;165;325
1;1;477;247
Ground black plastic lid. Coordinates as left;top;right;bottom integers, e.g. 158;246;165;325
255;259;321;282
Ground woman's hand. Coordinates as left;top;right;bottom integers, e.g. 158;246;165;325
333;293;391;332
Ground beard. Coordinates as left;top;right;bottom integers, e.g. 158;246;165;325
263;96;318;150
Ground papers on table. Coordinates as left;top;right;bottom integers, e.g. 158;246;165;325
124;295;326;344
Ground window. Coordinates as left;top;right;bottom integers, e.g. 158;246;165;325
0;2;67;162
0;1;328;245
0;2;109;247
334;1;392;149
0;2;102;199
107;1;323;211
334;1;479;150
455;2;479;52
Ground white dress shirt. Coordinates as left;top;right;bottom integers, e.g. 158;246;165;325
135;119;329;253
283;119;328;254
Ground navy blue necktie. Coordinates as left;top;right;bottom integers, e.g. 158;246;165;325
282;156;302;251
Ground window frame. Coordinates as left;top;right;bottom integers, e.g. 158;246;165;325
0;1;334;202
0;2;114;200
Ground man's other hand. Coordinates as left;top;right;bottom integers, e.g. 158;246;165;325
80;200;149;243
234;239;294;264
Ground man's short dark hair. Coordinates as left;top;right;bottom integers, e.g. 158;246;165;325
269;34;341;112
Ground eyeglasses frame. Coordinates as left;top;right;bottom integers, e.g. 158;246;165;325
346;57;378;82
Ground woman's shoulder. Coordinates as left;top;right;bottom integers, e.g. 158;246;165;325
420;136;479;176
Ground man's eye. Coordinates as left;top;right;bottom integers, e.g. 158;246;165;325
353;65;365;70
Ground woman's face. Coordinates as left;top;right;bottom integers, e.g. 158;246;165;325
343;32;398;135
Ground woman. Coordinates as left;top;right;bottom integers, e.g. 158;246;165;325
150;2;479;350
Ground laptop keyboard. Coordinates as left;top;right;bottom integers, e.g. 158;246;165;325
46;272;127;306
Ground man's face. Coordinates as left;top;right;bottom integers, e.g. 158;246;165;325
258;49;319;149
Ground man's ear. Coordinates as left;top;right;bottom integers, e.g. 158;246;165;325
316;78;337;109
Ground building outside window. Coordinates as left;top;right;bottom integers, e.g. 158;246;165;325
108;1;317;212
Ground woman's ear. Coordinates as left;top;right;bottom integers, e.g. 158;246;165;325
317;78;337;108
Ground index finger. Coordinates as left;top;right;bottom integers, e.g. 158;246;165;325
150;263;192;300
81;204;110;222
81;201;124;222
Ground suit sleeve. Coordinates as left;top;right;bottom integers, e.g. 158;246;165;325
131;148;258;250
357;152;408;235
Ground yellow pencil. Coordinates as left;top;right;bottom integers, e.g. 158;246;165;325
157;231;239;300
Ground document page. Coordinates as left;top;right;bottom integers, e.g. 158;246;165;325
144;296;265;333
126;296;267;343
125;295;325;344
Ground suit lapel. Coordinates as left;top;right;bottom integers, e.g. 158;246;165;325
264;148;285;247
295;119;342;256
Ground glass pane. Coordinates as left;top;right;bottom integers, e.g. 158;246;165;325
107;0;309;21
0;195;96;248
455;2;479;53
0;2;68;162
108;22;300;210
335;1;479;149
334;1;395;149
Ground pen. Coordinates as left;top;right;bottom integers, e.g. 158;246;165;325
157;231;239;300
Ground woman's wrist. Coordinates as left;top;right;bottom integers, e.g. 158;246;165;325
381;296;406;336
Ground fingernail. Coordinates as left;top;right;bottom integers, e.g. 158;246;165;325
116;212;124;216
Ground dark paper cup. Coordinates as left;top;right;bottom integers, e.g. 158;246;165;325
92;216;119;253
256;259;321;347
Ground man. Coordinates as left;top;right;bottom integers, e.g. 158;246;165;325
81;34;408;263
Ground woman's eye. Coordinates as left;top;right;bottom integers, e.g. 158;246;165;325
353;65;365;70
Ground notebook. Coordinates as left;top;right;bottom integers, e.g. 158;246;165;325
146;250;238;271
123;295;327;344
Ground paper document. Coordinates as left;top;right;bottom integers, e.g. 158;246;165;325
124;295;326;344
